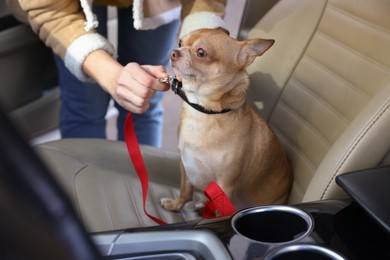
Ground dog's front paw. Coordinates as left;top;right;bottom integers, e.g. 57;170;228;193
194;200;206;210
160;197;184;212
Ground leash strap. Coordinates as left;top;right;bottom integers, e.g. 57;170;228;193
125;112;235;223
203;181;236;218
124;112;167;225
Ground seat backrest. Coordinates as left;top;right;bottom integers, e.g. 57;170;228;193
244;0;390;204
0;2;60;139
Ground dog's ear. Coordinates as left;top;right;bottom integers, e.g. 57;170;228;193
237;38;274;68
216;27;230;36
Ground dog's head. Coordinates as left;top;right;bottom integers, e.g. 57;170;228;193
170;28;274;100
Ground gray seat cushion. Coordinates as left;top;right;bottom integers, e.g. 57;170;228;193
36;139;204;232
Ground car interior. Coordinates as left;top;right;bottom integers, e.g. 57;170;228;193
0;0;389;259
0;0;60;139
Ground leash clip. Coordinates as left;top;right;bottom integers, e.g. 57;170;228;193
158;76;182;94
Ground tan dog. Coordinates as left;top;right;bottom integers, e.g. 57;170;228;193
161;28;292;212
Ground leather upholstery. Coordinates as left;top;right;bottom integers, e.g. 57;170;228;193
0;23;59;138
37;139;203;232
246;0;390;204
36;0;390;232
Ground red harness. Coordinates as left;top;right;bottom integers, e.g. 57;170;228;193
124;113;236;224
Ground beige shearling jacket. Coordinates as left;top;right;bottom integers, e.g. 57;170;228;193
13;0;226;81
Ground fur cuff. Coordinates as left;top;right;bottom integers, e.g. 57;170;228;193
64;33;115;82
133;0;180;30
179;12;225;38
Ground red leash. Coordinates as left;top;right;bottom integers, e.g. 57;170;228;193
124;112;236;225
203;182;236;218
124;113;167;225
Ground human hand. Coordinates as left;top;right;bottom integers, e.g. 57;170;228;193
112;63;170;114
83;50;170;114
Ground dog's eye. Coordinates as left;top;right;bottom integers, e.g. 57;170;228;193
178;40;182;47
196;48;207;58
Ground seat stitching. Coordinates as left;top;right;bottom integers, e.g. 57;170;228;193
273;127;317;194
122;174;146;226
288;77;350;140
317;8;390;70
315;30;389;72
96;167;117;229
73;164;118;230
36;147;89;226
291;75;351;124
273;127;317;172
302;53;373;100
328;3;390;34
277;100;331;149
72;165;88;223
268;0;329;119
321;98;390;199
36;145;80;159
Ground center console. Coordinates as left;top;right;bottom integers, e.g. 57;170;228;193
92;167;390;259
92;198;389;259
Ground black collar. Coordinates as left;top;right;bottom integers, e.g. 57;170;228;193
170;78;232;115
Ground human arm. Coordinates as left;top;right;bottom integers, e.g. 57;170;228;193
16;0;227;114
83;50;169;114
17;0;169;114
18;0;114;81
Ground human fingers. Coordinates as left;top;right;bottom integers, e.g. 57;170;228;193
115;93;151;114
122;63;169;93
115;82;155;113
141;65;171;92
114;63;157;113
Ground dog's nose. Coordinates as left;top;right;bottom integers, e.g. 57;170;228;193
171;49;181;60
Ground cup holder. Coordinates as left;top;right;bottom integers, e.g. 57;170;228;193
264;244;346;260
231;205;313;244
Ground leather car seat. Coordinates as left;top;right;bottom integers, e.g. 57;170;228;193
0;3;60;139
35;0;390;232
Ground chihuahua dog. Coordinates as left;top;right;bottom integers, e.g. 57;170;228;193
160;28;292;212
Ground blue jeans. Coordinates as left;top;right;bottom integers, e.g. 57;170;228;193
55;5;179;146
